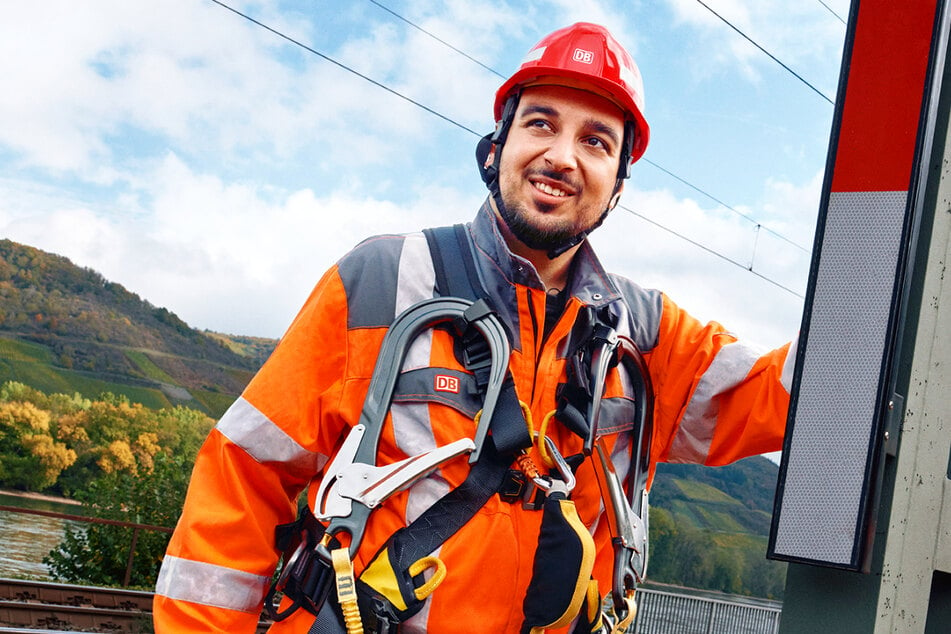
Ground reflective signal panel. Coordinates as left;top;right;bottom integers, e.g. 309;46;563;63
768;0;946;570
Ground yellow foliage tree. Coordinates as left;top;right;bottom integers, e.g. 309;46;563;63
0;401;76;490
0;400;51;432
21;433;77;489
133;432;161;473
55;411;91;446
98;439;137;475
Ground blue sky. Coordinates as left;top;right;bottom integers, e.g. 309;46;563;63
0;0;850;348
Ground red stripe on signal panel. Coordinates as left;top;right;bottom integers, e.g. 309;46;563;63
831;0;939;192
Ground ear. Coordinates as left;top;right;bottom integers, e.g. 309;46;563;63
608;182;625;210
484;145;497;169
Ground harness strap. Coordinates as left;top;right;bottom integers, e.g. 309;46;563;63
351;227;532;630
424;225;530;456
425;224;488;303
385;436;511;567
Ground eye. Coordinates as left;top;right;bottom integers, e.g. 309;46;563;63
526;118;553;131
582;136;610;152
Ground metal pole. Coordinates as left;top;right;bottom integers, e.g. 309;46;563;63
123;527;140;587
705;601;716;634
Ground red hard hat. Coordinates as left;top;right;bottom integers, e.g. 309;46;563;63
494;23;650;163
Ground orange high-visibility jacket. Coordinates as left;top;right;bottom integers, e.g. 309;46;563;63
154;202;793;633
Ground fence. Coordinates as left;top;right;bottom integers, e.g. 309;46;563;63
632;586;782;634
0;505;172;588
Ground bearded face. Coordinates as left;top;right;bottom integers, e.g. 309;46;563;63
491;85;625;256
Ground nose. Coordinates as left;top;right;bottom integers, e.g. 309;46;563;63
543;133;577;171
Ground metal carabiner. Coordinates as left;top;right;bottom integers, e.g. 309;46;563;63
584;323;620;456
530;436;576;498
588;335;654;622
266;296;511;622
592;438;648;622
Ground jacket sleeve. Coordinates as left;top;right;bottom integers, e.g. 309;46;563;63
153;265;353;632
647;293;794;470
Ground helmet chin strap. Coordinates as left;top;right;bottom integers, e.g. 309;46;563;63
476;100;635;260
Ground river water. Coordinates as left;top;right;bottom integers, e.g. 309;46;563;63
0;492;86;579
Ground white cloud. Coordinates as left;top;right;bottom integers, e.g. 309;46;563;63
0;150;487;338
664;0;846;88
0;0;420;178
0;0;840;352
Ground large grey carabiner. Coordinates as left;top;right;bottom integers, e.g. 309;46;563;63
588;334;654;621
316;296;510;558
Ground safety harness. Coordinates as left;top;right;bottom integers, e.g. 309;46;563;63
265;225;652;634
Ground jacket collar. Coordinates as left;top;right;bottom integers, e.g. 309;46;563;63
468;199;621;309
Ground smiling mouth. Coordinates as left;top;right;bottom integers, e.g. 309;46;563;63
532;180;570;198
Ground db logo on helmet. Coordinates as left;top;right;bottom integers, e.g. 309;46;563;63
572;48;594;64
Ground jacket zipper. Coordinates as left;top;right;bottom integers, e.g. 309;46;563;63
526;287;542;404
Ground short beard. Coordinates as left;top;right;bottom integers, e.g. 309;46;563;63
496;168;588;252
496;195;581;252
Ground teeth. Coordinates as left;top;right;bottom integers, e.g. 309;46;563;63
534;181;567;197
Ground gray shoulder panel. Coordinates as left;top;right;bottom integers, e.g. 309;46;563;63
609;274;663;352
337;235;404;329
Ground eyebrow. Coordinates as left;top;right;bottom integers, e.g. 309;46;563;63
518;104;622;149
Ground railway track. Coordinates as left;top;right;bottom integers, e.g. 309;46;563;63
0;578;271;633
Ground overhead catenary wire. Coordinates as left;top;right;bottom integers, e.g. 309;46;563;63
366;0;505;79
618;204;804;298
643;159;809;253
363;0;813;254
693;0;835;105
208;0;481;137
209;0;809;298
816;0;848;25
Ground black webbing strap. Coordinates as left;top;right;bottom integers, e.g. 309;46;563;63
385;436;511;567
423;225;530;456
425;224;487;303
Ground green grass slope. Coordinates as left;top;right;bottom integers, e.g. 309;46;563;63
0;240;276;418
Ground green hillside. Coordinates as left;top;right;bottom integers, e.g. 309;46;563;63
652;457;778;535
649;457;787;598
0;240;276;417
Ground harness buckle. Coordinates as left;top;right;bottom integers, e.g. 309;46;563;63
499;468;528;503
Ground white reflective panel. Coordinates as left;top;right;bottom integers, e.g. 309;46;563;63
772;190;907;566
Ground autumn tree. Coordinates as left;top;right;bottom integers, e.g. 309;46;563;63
0;400;76;490
45;451;194;588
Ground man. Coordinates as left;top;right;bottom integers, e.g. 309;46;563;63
154;23;792;633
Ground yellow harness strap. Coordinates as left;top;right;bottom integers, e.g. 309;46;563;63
331;546;364;634
610;592;637;634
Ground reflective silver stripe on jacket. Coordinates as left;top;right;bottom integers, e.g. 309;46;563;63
668;340;765;463
392;232;449;525
781;337;797;393
216;397;326;475
396;232;436;317
155;555;269;613
390;230;443;634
